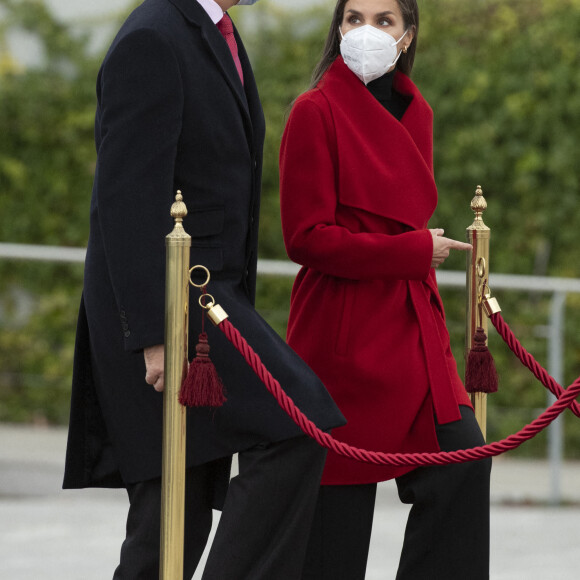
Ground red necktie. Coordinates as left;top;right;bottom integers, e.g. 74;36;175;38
217;13;244;86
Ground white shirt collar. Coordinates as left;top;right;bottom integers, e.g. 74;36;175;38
196;0;225;25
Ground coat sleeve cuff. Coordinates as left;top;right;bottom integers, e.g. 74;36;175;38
378;228;433;281
123;330;166;353
416;229;434;280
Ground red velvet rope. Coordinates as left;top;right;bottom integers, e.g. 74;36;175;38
219;316;580;467
489;312;580;418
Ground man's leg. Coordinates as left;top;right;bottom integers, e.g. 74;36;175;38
113;463;214;580
395;406;491;580
302;483;377;580
202;435;326;580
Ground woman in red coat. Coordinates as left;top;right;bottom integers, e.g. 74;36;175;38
280;1;491;578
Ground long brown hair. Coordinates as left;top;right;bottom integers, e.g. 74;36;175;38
310;0;419;89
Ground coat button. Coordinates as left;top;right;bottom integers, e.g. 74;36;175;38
124;331;131;338
122;323;129;331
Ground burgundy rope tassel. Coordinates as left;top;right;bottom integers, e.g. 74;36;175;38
179;332;226;407
465;327;499;393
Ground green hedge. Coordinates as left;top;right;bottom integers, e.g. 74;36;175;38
1;0;579;457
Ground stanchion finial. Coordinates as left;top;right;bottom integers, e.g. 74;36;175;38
470;185;488;227
170;190;188;222
167;191;190;243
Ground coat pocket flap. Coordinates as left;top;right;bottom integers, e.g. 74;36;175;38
187;206;225;238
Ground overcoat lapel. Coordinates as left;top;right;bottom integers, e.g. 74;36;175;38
199;20;250;115
235;25;262;149
319;57;438;231
168;0;253;143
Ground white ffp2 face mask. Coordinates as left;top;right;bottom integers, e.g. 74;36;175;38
340;26;408;85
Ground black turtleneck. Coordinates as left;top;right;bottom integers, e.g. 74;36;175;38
366;69;412;121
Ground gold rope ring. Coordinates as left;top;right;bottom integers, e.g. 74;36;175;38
199;293;216;311
476;257;487;279
189;265;211;288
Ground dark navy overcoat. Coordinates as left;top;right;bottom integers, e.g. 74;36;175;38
63;0;344;496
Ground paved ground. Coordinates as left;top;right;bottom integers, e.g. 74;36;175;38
1;423;579;579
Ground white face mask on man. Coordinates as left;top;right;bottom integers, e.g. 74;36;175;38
237;0;261;5
340;25;408;85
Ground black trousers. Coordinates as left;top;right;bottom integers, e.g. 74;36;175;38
302;406;491;580
113;435;327;580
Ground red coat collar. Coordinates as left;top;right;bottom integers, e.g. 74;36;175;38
316;57;438;230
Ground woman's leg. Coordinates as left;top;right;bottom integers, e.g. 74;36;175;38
302;483;377;580
395;406;491;580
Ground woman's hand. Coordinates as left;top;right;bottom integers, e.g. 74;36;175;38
430;229;472;268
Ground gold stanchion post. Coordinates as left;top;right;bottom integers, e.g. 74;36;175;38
466;185;491;440
160;192;191;578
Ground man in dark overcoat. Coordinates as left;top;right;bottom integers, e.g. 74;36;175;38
62;0;344;577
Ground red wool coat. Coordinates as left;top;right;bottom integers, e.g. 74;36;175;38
279;57;472;485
